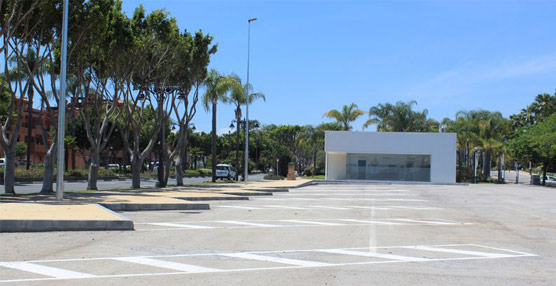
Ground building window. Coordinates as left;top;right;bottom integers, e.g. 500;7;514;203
346;153;431;182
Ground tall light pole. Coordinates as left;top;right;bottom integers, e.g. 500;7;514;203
244;17;257;185
56;0;69;201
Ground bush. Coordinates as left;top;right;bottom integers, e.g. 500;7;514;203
98;168;118;178
198;168;212;176
264;174;285;180
185;169;201;176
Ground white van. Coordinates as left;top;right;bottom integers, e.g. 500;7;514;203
0;158;5;168
215;164;236;180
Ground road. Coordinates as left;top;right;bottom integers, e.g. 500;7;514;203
491;170;532;184
10;174;267;194
1;183;555;285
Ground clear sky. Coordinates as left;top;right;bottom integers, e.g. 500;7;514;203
122;0;556;134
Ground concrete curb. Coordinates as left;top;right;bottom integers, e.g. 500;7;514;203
99;202;210;211
0;218;134;232
312;179;468;186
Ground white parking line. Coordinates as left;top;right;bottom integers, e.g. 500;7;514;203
221;253;333;267
393;219;456;225
113;257;219;273
309;206;350;210
219;206;265;210
402;246;513;258
280;219;343;226
262;205;308;210
149;223;214;229
338;219;404;225
0;262;96;279
216;220;281;227
320;249;430;262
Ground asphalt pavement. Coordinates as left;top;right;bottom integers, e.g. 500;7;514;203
1;182;554;285
8;174;267;194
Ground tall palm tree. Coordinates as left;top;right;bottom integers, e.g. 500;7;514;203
202;70;235;182
364;100;437;132
323;103;364;131
8;49;48;169
228;74;265;180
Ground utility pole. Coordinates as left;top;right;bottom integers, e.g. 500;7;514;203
244;17;257;185
56;0;69;201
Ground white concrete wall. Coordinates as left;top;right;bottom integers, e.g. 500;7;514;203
326;152;347;180
325;131;456;183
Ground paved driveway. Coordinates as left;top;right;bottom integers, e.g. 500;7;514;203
0;183;554;285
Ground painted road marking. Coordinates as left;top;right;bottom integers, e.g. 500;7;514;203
136;218;468;231
216;220;281;227
219;206;265;210
0;244;536;283
0;262;96;279
221;253;333;267
403;246;513;258
113;257;218;273
393;219;456;225
280;219;343;226
215;205;442;211
262;205;308;210
149;223;214;229
338;219;405;225
320;249;430;262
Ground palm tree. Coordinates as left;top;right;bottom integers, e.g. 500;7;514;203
323;103;364;131
202;70;235;182
364;101;437;132
228;74;265;180
8;49;48;169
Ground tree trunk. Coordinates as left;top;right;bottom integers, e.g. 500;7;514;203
131;155;142;189
40;142;56;193
235;117;240;181
483;150;491;180
87;150;100;190
211;101;217;182
176;155;184;186
497;154;502;183
3;148;16;194
26;87;33;170
542;162;547;186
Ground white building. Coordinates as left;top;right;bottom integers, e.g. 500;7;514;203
325;131;456;184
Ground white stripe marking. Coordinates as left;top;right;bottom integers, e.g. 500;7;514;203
309;206;349;210
262;205;308;210
149;223;213;229
219;206;263;210
114;257;218;273
403;246;512;258
393;219;455;225
281;219;343;226
339;219;403;225
221;253;332;267
216;220;281;227
0;262;96;279
320;249;430;262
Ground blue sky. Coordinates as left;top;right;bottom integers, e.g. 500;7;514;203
122;0;556;133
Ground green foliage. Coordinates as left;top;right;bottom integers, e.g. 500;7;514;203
264;174;285;180
324;103;364;131
15;142;26;157
365;100;438;132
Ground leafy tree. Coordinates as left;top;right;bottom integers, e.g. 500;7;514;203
509;113;556;185
323;103;364;131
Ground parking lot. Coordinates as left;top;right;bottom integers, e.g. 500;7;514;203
1;183;555;285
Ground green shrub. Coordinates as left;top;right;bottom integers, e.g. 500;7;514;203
264;174;285;180
185;169;201;176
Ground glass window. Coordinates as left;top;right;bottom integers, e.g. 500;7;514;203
346;153;430;182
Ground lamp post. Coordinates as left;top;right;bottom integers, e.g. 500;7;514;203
473;147;478;184
244;17;257;185
56;0;69;201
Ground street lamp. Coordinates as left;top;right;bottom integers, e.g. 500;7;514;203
56;0;69;201
244;17;257;185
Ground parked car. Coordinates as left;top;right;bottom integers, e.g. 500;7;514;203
107;163;120;169
0;158;4;168
215;164;236;180
544;175;556;186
